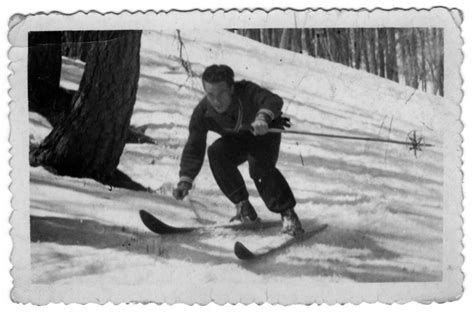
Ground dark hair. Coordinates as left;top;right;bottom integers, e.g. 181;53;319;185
202;64;234;87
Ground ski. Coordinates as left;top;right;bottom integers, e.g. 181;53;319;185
139;209;281;235
234;223;329;260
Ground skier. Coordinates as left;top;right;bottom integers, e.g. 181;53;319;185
172;64;304;237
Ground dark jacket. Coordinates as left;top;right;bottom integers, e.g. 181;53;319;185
179;80;284;183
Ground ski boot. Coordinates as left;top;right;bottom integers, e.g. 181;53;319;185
230;200;259;223
281;208;305;238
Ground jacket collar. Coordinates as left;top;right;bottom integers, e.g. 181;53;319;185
204;97;243;132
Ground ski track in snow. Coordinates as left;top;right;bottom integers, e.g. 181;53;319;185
28;29;452;287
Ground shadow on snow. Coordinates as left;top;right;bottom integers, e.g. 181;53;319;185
30;215;439;283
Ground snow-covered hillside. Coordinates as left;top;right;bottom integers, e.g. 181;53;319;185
28;29;455;302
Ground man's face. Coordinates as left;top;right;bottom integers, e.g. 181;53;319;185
203;80;234;113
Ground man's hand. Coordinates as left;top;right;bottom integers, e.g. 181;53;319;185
251;118;269;136
172;181;192;200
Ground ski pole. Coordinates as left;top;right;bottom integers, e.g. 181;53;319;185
268;128;432;147
266;128;433;156
229;126;433;156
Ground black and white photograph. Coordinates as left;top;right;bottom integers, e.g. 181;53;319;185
8;8;463;304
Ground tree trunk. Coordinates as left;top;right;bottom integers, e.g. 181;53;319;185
315;30;323;58
290;29;296;52
437;28;444;96
30;31;142;184
427;28;439;95
368;29;378;74
331;30;337;62
291;29;302;53
419;29;427;91
28;32;63;123
409;30;419;88
271;29;280;47
251;29;261;42
301;29;312;55
260;29;269;45
353;29;361;69
386;28;399;82
399;29;410;85
279;29;290;49
324;29;336;61
361;29;370;72
343;29;351;66
377;28;386;78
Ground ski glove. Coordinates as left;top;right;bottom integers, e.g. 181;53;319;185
273;116;291;130
172;181;192;200
242;116;291;134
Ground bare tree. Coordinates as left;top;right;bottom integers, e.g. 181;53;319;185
419;29;427;91
279;28;291;50
301;29;313;55
368;29;378;74
436;29;444;96
386;29;399;82
353;29;361;69
260;29;270;45
30;31;143;187
409;30;420;88
360;29;370;72
377;28;386;78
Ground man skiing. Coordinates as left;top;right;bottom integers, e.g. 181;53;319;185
172;64;304;237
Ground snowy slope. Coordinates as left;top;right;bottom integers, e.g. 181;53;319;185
28;29;454;299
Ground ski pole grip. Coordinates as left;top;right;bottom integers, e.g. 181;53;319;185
268;128;285;134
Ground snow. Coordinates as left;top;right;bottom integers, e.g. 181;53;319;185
27;29;454;300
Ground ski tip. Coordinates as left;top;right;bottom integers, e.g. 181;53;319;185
139;209;195;235
139;209;152;221
234;241;256;260
139;209;158;231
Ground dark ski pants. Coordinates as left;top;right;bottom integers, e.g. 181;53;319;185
207;132;296;213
